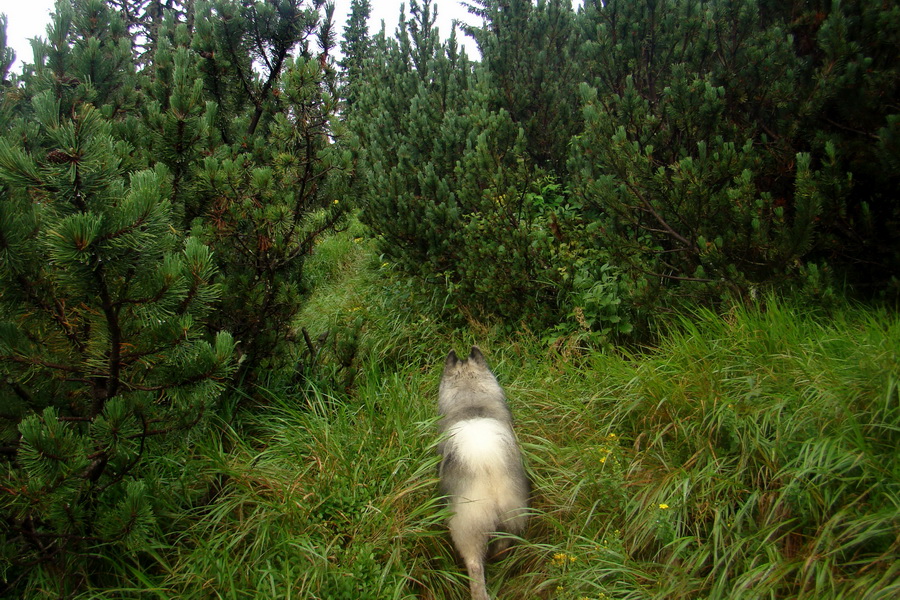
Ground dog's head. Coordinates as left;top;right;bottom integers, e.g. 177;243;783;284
444;345;488;373
438;345;512;426
440;345;500;395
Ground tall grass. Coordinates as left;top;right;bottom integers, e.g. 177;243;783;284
70;226;899;599
505;302;900;600
149;380;453;600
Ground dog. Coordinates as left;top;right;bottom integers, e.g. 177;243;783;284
437;346;529;600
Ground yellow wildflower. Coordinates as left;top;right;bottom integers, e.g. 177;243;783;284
659;503;669;510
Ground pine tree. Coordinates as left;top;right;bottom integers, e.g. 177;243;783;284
1;0;348;592
352;1;471;277
0;2;233;594
462;0;581;171
564;0;900;309
189;0;349;377
566;0;826;311
795;0;900;293
353;1;578;324
143;11;215;216
105;0;193;64
351;0;899;331
340;0;372;109
192;0;321;141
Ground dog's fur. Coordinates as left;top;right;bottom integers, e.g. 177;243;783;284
438;346;529;600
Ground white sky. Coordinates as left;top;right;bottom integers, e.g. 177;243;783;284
4;1;57;71
2;0;481;73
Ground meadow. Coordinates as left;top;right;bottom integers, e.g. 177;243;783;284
72;225;899;600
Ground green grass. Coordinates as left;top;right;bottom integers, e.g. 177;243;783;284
69;225;899;600
513;303;900;600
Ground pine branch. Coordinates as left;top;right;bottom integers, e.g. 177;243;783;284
92;263;123;416
96;411;149;493
126;402;205;439
0;354;85;374
7;379;32;403
125;364;225;393
82;453;108;482
247;45;290;136
113;282;171;309
623;177;695;251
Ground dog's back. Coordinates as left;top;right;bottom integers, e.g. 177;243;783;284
438;347;529;600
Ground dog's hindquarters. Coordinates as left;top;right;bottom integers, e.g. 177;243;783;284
440;418;529;600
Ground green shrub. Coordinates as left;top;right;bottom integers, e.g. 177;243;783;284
0;1;346;593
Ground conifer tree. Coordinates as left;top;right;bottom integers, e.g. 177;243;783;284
1;0;347;592
563;0;900;309
143;12;215;215
354;1;579;324
462;0;581;171
106;0;193;64
0;2;233;594
795;0;900;293
189;0;349;377
340;0;372;109
352;0;899;330
352;2;472;276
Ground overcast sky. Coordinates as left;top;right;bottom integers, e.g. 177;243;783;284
3;0;481;73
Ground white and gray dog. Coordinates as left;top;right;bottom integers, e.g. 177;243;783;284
438;346;529;600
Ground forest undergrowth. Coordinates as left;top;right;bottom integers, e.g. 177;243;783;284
72;223;899;600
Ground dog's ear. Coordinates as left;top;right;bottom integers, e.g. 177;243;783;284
468;346;487;366
445;349;459;369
